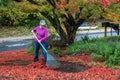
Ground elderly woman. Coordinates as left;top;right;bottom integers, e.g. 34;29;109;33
31;20;48;62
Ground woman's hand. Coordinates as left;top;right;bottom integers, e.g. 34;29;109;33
38;40;41;43
31;30;41;43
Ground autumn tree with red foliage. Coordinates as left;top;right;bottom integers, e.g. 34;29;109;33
26;0;119;46
100;0;120;8
11;0;119;46
25;0;104;46
100;0;120;22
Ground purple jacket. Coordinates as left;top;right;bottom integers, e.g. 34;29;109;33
32;26;48;42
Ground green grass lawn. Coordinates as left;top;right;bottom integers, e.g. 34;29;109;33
0;26;56;38
0;26;32;38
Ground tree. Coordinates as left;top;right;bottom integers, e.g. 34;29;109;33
12;0;119;46
104;2;120;22
100;0;120;8
0;0;13;7
26;0;103;46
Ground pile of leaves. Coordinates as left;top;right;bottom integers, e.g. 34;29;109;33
0;49;120;80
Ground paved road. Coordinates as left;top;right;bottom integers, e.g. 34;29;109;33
0;30;118;52
75;31;118;40
0;39;33;52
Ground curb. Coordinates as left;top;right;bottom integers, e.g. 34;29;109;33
77;29;105;34
0;36;34;42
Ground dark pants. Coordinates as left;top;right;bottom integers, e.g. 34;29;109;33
34;41;47;62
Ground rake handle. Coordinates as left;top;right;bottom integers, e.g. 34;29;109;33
33;33;48;53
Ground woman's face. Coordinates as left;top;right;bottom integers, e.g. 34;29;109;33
40;25;45;28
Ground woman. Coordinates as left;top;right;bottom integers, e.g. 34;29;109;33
31;20;48;62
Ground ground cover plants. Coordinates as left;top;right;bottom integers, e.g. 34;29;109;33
66;35;120;68
0;26;32;38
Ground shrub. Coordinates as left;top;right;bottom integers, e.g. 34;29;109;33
0;1;43;27
105;55;117;66
26;46;34;55
66;36;120;66
50;47;60;54
81;35;90;43
95;42;114;60
90;52;103;61
102;42;120;66
66;41;83;54
0;7;25;26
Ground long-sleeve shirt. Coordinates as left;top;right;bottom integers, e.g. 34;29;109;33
32;26;48;42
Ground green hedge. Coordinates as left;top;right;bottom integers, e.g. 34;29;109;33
0;1;43;27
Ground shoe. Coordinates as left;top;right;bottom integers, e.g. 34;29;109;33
34;60;38;62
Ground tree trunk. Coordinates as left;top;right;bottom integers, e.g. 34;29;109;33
54;25;68;45
67;28;77;44
41;10;68;46
40;1;86;46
